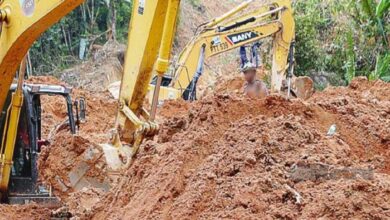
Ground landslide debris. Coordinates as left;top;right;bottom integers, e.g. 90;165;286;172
36;78;118;200
85;77;389;219
59;41;124;91
1;77;389;220
0;204;51;220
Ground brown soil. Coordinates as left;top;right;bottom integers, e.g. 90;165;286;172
310;77;390;174
36;77;118;200
0;76;119;218
2;75;389;219
84;77;388;219
26;75;68;86
0;204;51;220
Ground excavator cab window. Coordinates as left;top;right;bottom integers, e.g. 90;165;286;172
12;103;32;178
0;90;12;143
74;97;87;131
29;92;77;145
0;90;32;179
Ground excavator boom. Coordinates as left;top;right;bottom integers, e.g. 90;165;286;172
101;0;180;170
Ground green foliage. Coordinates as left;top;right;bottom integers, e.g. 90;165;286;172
30;0;132;74
115;1;133;42
376;0;390;18
294;0;390;86
345;29;356;84
370;52;390;81
360;0;376;22
293;0;325;75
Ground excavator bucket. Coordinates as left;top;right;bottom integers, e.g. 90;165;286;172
291;76;315;100
100;142;135;171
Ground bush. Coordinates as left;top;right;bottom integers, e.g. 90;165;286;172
294;0;389;86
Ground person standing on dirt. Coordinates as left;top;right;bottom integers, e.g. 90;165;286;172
242;62;269;98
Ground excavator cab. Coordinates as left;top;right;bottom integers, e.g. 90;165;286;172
0;83;77;204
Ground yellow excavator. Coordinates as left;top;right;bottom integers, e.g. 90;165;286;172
147;0;313;102
0;0;304;204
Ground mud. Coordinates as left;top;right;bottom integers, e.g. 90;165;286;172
36;77;118;200
310;77;390;174
0;204;51;220
1;76;389;219
84;77;388;219
2;1;388;218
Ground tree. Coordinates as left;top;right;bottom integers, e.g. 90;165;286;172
29;0;132;75
108;0;117;41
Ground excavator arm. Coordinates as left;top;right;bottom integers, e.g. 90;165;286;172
100;0;181;170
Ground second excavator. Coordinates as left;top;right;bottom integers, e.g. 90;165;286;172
147;0;314;102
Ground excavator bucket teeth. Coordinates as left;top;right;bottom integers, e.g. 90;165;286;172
292;76;315;100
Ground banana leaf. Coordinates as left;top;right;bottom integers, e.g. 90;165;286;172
361;0;377;22
370;53;390;81
376;0;390;18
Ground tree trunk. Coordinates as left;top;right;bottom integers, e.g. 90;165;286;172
61;24;72;55
109;0;117;41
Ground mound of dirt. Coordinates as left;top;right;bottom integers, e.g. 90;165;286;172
82;78;389;219
19;76;117;202
38;90;118;201
0;204;51;220
27;76;68;86
310;77;390;173
23;76;388;219
3;74;389;220
5;1;389;219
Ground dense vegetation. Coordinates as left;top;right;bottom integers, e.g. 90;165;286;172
294;0;390;87
29;0;389;87
29;0;132;73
